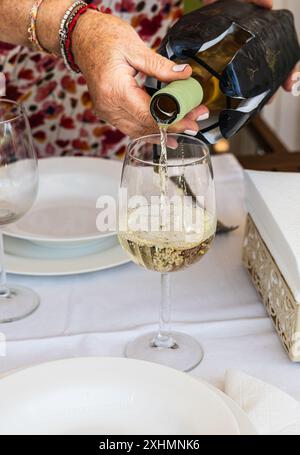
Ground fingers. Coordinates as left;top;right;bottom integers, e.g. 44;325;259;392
101;101;210;140
93;85;154;138
93;74;210;140
100;103;210;139
129;45;192;83
169;105;210;136
283;66;299;92
112;117;156;139
185;105;210;122
247;0;273;8
124;84;158;130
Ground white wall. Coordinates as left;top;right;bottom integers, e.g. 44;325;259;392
262;0;300;150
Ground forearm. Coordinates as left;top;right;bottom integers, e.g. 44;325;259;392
0;0;74;54
1;0;34;46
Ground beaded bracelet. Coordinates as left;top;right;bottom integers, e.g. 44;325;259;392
59;1;99;73
28;0;47;52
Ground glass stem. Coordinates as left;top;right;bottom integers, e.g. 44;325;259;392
152;273;177;349
0;230;9;297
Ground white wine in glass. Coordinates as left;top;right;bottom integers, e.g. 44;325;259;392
118;133;216;372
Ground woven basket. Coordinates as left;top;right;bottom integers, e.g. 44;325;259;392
243;215;300;362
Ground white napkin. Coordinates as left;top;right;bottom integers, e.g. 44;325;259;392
225;370;300;435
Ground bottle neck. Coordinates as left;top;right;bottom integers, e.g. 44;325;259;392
150;77;203;125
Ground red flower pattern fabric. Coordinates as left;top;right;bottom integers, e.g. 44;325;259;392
0;0;183;160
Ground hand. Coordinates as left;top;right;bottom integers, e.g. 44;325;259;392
203;0;298;93
71;11;208;138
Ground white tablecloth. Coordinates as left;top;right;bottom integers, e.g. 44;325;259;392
1;155;300;401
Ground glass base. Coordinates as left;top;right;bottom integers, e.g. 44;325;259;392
125;331;204;372
0;286;40;323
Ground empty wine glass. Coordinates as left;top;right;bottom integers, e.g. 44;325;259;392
118;134;217;371
0;99;39;323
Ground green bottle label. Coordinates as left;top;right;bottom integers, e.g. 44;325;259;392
150;77;204;125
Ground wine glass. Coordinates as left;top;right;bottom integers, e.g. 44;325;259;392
0;99;39;323
118;133;217;372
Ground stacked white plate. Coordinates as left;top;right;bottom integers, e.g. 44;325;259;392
0;357;257;435
3;157;130;276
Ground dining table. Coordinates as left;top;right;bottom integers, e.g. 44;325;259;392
1;153;300;401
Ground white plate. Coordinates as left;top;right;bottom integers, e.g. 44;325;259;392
3;157;122;246
4;235;130;276
0;357;240;436
0;362;257;436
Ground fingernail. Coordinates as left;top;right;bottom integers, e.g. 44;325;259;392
197;112;210;121
173;64;188;72
184;130;198;136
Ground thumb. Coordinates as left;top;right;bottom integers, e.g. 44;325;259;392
130;46;192;82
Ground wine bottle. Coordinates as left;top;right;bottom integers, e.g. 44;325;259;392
147;0;300;142
150;26;249;124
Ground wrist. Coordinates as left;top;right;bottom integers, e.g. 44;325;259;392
72;9;105;72
36;0;75;55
